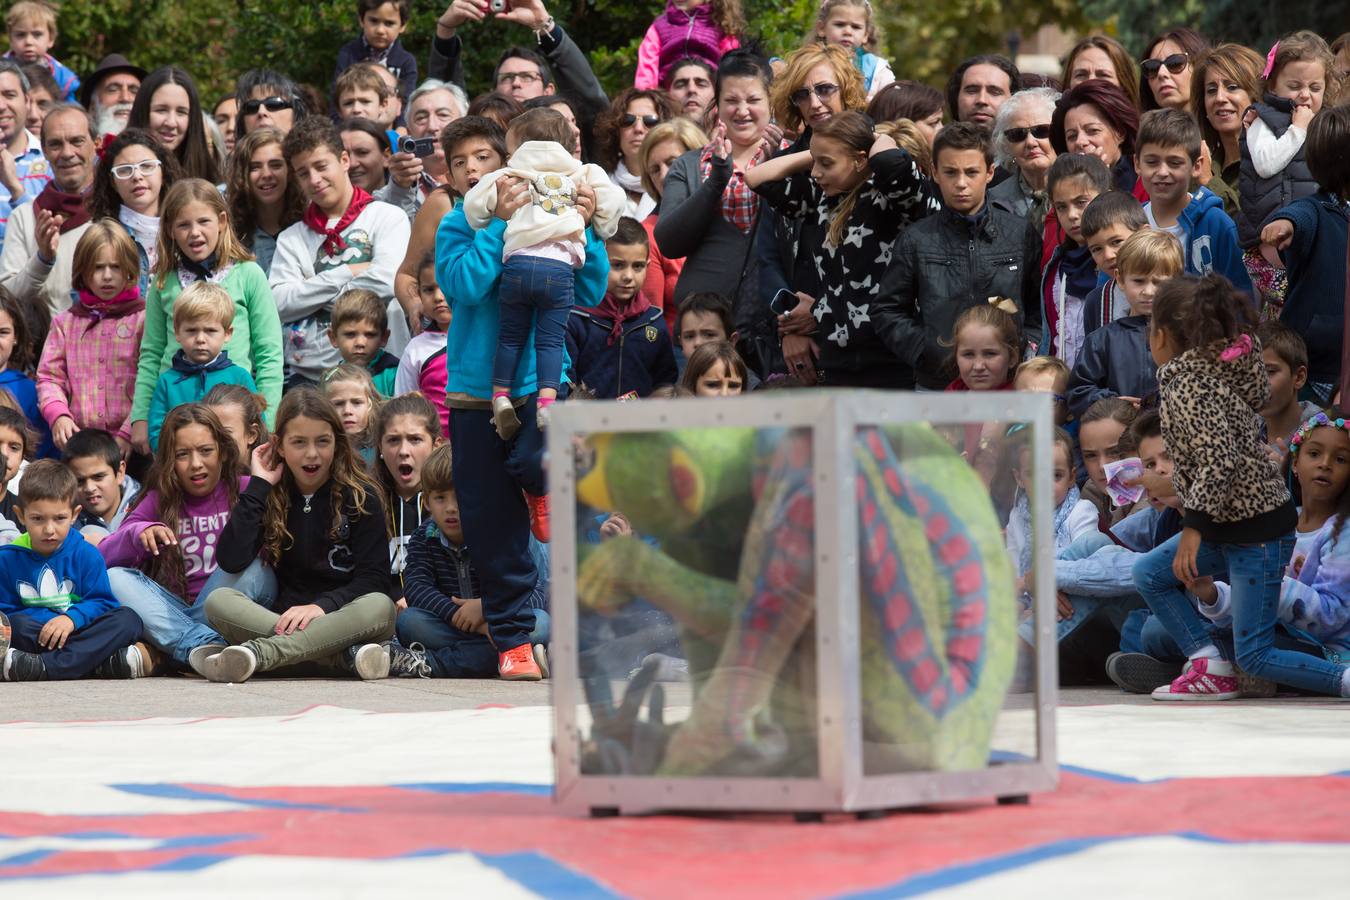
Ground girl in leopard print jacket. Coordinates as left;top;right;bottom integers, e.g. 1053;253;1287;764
1132;274;1349;700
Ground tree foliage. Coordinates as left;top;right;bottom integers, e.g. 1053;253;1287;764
1080;0;1350;57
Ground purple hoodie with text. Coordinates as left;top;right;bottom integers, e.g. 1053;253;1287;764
99;477;249;601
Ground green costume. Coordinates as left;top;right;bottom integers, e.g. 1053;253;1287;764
575;423;1016;778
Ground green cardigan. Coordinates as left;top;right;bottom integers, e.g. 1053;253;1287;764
132;262;283;425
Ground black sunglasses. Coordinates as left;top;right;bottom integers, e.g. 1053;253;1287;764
241;96;294;116
621;114;660;128
1004;124;1051;144
790;82;840;106
1142;53;1189;80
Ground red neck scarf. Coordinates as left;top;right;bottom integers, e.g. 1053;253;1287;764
34;182;91;234
593;292;651;345
72;286;143;321
302;185;373;256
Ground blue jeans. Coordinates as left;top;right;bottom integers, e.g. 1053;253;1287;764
1132;531;1347;695
8;606;142;679
494;255;574;392
1019;531;1141;645
108;560;278;666
396;606;550;677
450;402;546;653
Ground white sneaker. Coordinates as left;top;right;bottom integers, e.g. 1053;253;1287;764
188;643;228;678
203;646;257;683
350;643;390;680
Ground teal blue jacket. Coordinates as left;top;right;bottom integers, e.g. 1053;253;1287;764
435;205;608;401
148;351;257;450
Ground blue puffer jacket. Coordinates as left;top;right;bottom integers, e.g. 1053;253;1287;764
435;204;608;403
565;304;678;398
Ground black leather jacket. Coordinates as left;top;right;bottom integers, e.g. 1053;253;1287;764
872;205;1042;389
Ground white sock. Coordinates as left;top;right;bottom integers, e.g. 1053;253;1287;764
2;648;11;679
1340;668;1350;699
1189;644;1223;662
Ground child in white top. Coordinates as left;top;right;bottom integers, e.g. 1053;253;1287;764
462;108;625;438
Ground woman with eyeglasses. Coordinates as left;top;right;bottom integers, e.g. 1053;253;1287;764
1139;28;1211;113
593;88;675;219
88;129;183;294
126;67;220;185
990;88;1060;232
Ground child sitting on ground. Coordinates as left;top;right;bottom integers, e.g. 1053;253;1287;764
147;283;258;451
1007;426;1100;600
566;216;678;400
1014;356;1070;427
63;429;140;543
328;287;400;398
1080;190;1149;335
1068;229;1183;416
0;460;148;681
1077;397;1138;525
392;443;550;678
679;340;747;397
1256;321;1321;454
463;107;625;435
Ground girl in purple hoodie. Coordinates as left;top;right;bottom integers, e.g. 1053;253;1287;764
100;404;274;675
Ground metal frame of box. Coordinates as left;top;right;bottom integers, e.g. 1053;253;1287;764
547;390;1059;817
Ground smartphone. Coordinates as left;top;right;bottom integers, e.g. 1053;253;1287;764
770;289;799;317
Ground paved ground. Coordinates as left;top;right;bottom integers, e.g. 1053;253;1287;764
2;679;1347;897
1;677;1160;722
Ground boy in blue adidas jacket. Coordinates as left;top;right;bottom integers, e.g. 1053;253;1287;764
0;461;145;681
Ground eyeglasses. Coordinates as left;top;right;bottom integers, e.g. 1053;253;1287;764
621;114;660;128
1004;124;1052;144
497;71;542;86
241;96;294;116
789;82;840;106
1142;53;1190;80
110;159;163;180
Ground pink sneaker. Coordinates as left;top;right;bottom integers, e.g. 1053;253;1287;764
1151;657;1241;701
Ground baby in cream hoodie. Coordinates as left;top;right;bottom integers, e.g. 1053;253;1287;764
463;108;624;437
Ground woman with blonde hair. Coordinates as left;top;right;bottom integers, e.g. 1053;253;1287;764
636;118;709;331
770;43;866;139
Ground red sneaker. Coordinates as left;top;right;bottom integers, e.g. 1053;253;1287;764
1151;657;1241;701
498;643;542;681
526;491;550;543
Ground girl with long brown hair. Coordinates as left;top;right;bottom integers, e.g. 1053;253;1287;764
201;387;396;683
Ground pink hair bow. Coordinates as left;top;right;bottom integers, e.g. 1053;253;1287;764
1261;41;1280;80
1220;333;1254;361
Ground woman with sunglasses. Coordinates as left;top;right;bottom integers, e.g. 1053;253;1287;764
232;69;306;139
1139;28;1211;112
593;88;675;219
127;67;220;185
88;129;183;295
990;88;1060;232
752;45;865;381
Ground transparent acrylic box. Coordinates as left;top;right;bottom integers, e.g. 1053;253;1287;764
548;390;1058;817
